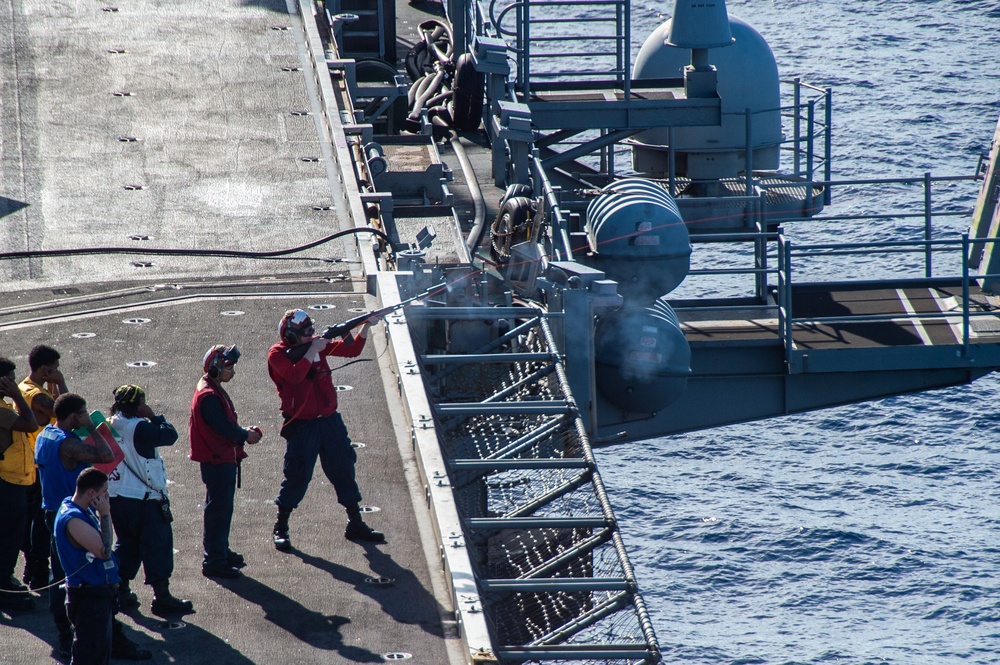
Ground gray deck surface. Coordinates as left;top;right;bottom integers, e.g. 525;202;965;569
0;0;461;661
0;0;354;291
0;281;458;664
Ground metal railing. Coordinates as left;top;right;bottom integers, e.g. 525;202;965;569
650;80;831;203
662;169;979;293
775;233;1000;365
674;231;996;371
759;172;979;272
783;78;832;189
664;169;992;371
487;0;630;98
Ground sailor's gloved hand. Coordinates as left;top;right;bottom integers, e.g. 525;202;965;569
305;336;328;363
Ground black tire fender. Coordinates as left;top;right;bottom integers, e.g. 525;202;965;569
498;183;532;210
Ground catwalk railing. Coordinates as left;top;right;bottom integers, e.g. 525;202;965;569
407;305;661;664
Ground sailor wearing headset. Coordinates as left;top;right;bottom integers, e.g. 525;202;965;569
189;345;263;579
266;308;385;553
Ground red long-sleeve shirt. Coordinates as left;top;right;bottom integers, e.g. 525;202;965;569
267;336;367;421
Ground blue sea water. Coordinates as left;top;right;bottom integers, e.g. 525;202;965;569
596;2;1000;663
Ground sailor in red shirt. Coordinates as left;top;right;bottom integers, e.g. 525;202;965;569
266;309;384;551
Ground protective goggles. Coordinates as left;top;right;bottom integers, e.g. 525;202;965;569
221;345;241;365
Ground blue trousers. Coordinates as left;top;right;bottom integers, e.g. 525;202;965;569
199;463;236;568
276;412;362;511
65;585;114;665
110;496;174;585
23;480;48;577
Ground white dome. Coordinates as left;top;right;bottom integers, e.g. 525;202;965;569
632;15;782;174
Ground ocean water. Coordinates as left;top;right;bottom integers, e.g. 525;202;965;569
595;2;1000;663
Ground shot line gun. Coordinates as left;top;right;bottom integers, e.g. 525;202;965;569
284;283;447;363
322;282;447;339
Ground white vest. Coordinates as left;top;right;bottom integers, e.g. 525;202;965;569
107;415;168;501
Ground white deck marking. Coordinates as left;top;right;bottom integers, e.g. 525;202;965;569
933;293;967;342
895;289;934;346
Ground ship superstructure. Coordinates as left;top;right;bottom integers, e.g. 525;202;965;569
319;0;1000;661
3;0;1000;663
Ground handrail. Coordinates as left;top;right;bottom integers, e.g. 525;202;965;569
787;310;996;326
758;173;979;189
531;151;573;261
963;232;971;357
771;234;1000;362
487;0;629;97
677;218;997;371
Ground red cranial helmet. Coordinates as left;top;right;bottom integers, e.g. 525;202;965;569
279;309;314;345
203;344;240;378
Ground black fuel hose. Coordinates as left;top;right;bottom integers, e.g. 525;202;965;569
404;20;457;134
0;227;394;261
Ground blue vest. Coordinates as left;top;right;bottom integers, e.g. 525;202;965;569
35;425;87;511
54;498;120;587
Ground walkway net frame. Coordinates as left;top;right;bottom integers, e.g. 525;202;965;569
409;304;661;665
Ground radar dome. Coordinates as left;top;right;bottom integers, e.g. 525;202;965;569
632;16;782;180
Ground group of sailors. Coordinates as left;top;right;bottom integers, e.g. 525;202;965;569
0;307;386;663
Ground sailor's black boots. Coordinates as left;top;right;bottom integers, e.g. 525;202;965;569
151;581;194;615
274;505;384;546
273;507;293;552
345;505;385;543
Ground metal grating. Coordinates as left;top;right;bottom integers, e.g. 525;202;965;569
409;305;660;664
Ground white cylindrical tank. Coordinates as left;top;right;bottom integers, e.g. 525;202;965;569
584;178;691;300
631;16;783;180
595;297;691;413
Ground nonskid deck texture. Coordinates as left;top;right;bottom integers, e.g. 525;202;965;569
0;0;352;290
681;283;1000;349
0;0;462;660
0;283;459;664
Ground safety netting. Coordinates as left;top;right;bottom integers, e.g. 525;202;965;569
414;306;661;664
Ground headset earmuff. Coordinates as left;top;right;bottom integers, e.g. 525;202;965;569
207;348;224;379
282;311;296;345
282;310;311;345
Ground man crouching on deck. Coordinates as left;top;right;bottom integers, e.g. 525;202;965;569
267;308;384;552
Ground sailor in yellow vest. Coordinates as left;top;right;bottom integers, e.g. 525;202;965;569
0;356;39;611
18;344;66;591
